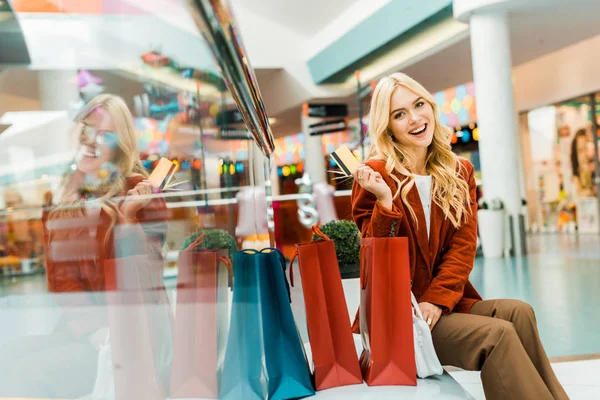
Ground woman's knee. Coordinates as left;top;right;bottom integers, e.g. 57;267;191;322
486;319;518;343
501;299;536;322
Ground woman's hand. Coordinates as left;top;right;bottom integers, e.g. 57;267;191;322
120;180;153;223
418;302;443;330
352;165;393;208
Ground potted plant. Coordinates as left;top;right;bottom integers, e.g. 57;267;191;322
182;228;239;260
312;220;360;279
477;197;506;259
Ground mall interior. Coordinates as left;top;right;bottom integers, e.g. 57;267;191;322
0;0;599;399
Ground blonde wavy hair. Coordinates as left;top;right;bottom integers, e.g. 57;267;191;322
367;73;471;229
50;94;147;246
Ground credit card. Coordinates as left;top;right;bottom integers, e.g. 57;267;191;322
330;145;361;176
148;158;176;190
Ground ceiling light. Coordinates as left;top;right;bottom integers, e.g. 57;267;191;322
269;118;277;125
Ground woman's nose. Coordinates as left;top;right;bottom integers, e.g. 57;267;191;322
408;110;419;123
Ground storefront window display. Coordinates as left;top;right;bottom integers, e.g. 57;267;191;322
526;95;599;233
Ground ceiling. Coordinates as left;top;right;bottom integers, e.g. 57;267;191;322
230;0;360;38
400;0;600;95
259;0;600;135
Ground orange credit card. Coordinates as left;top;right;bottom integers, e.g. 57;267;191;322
148;158;176;190
331;145;361;176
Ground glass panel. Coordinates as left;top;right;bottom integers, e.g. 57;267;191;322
0;1;279;398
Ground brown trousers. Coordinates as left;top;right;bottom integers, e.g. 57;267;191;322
432;299;569;400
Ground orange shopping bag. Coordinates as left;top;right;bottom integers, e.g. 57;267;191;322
170;234;233;399
359;237;416;386
289;226;362;391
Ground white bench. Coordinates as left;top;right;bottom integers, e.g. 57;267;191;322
298;279;475;399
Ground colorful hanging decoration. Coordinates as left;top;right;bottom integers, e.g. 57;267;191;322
451;123;479;147
277;162;304;177
135;116;173;155
274;133;305;165
435;82;477;127
321;130;357;155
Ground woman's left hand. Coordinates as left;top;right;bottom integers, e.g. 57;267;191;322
418;302;443;330
120;180;153;223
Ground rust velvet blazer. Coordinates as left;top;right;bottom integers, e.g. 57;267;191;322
351;157;482;332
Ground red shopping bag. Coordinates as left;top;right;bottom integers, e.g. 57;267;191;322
359;237;416;386
289;226;362;391
170;234;233;399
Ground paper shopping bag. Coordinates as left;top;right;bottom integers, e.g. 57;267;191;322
169;232;233;399
220;248;315;400
359;237;416;386
289;225;362;390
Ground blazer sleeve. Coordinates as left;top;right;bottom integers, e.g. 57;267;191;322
419;160;478;313
351;162;404;238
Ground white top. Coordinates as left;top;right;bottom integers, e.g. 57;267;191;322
413;174;433;238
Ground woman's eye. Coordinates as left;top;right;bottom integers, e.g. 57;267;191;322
415;101;425;108
394;112;405;119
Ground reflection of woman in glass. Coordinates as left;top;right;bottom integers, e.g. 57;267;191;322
571;128;596;198
0;95;171;399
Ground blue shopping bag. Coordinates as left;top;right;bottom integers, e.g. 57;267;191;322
220;248;315;400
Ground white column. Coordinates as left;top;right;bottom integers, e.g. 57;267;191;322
301;116;327;183
250;141;267;187
469;11;524;256
38;70;80;112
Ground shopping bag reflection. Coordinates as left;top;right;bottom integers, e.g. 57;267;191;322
220;248;315;400
359;237;416;386
289;226;362;390
104;253;174;400
170;234;233;399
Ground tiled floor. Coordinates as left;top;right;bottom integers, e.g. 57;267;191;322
469;234;600;358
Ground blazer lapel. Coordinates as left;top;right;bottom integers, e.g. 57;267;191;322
406;184;431;267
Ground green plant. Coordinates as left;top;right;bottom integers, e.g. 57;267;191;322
312;220;360;266
478;197;504;211
182;228;238;259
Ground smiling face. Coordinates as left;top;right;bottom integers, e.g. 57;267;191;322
77;107;119;175
388;85;435;157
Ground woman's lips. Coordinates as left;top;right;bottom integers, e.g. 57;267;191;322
409;124;427;135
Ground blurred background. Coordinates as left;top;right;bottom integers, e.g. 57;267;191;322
0;0;599;399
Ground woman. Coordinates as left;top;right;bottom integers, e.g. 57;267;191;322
351;73;568;400
570;128;596;199
0;94;171;399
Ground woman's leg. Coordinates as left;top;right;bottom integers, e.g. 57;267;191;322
471;299;569;400
432;310;555;400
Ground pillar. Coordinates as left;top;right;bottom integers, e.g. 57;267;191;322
462;7;526;256
301;116;327;184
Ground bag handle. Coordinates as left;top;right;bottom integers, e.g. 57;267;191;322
288;249;299;287
272;248;292;303
252;247;292;303
411;291;424;320
360;243;369;289
219;256;234;289
312;225;330;241
185;233;206;251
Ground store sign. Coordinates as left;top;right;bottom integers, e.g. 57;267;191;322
305;103;348;118
218;128;252;140
309;119;348;136
217;109;245;126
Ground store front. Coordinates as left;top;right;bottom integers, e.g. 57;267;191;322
523;94;600;233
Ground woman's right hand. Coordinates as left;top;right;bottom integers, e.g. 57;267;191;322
352;165;393;204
